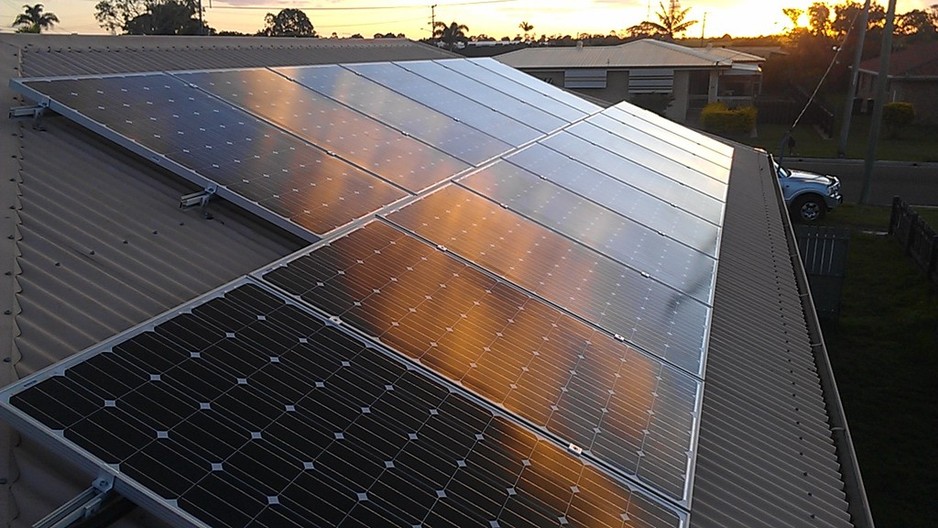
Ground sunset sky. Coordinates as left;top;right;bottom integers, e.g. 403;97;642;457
1;0;933;39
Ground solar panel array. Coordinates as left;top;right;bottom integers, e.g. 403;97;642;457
2;57;734;527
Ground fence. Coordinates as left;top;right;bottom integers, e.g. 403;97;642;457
795;225;851;318
889;196;938;282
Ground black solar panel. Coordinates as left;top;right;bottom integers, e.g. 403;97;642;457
262;221;700;501
2;282;684;528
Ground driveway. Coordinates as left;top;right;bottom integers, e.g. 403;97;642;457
782;158;938;206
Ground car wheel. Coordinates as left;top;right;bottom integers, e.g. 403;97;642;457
792;195;825;222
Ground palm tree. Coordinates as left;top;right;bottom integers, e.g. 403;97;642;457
433;21;468;50
519;20;534;40
643;0;697;40
12;3;59;33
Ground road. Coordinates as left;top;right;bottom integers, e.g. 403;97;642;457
781;158;938;206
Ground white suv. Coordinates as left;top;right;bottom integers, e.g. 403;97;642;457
773;159;843;222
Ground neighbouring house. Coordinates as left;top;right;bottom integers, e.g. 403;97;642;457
496;38;764;123
856;41;938;124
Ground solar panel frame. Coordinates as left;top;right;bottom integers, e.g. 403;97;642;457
0;276;692;527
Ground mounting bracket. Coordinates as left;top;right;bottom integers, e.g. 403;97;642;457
179;186;217;216
32;473;115;528
8;103;47;129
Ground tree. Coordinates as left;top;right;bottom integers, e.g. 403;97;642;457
782;7;804;30
260;8;316;37
896;8;938;41
433;21;469;50
807;2;833;36
519;20;534;40
635;1;697;40
12;3;58;33
94;0;205;35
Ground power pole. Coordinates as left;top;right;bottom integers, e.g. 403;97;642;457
700;12;707;46
837;0;870;158
430;4;437;36
860;0;897;205
197;0;205;35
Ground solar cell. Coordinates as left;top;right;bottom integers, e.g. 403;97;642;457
176;69;469;192
568;120;729;199
470;57;601;115
386;186;710;376
435;59;589;123
395;60;568;133
460;162;717;301
0;281;684;528
538;132;725;224
344;62;543;147
604;105;735;165
262;222;700;502
503;143;720;258
274;65;514;166
21;75;408;236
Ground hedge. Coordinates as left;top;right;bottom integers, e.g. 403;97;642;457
701;102;757;135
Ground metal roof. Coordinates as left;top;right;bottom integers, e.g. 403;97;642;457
496;38;765;70
0;33;868;528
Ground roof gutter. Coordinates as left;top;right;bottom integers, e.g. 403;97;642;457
772;154;876;528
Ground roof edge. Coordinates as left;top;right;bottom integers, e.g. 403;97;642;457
771;154;875;528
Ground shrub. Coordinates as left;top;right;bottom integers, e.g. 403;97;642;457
883;101;915;138
700;102;757;135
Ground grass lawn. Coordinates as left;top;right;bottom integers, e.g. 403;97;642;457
817;205;938;527
717;115;938;162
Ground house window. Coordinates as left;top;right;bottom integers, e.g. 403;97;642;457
628;68;674;94
564;69;607;89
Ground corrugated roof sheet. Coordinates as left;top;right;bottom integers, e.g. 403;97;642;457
693;149;855;528
10;34;457;78
858;41;938;78
496;38;764;69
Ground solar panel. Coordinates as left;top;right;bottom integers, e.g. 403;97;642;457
395;60;568;133
603;105;735;166
175;68;469;192
274;65;514;166
503;143;720;258
567;120;729;200
469;57;601;115
538;132;725;224
435;59;589;123
0;280;685;528
386;187;711;376
460;162;718;301
343;62;543;147
5;58;742;524
262;221;701;502
19;74;408;238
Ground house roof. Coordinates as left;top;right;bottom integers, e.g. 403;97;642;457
858;40;938;78
496;38;765;70
0;34;867;528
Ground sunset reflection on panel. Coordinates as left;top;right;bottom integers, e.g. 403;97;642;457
387;185;710;376
279;64;513;166
180;68;469;192
264;221;699;502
